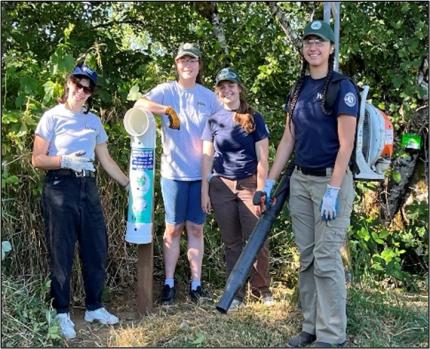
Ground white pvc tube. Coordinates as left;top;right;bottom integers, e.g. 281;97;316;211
124;107;150;137
123;108;156;244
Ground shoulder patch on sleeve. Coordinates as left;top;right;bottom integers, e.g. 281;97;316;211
344;92;357;107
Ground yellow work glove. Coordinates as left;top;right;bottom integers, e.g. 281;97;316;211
165;106;180;130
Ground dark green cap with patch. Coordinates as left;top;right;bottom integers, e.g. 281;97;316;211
215;67;241;86
303;20;335;43
175;42;201;60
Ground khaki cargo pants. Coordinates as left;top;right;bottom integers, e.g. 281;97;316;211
288;167;355;344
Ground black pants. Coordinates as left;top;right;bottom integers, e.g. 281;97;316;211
42;171;107;313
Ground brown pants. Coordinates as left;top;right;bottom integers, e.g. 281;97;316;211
209;175;271;300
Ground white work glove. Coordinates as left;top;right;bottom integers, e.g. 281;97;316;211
320;185;341;221
60;151;95;172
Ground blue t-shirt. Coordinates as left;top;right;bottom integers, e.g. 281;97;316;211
145;81;222;180
201;108;269;179
35;104;108;161
287;75;358;169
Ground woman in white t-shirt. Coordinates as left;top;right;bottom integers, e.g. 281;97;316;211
32;64;129;339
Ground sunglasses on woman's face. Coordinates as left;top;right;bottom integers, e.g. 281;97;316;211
73;79;93;94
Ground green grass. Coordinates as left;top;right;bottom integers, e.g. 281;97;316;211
2;278;427;348
103;283;428;348
347;285;428;347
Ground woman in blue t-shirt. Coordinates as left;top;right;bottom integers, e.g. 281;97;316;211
201;67;273;311
32;64;129;339
265;21;358;347
134;43;222;305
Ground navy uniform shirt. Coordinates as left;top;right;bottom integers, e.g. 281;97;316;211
201;108;269;179
287;75;359;169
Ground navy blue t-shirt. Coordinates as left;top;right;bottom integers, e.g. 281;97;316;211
201;109;269;179
286;75;359;169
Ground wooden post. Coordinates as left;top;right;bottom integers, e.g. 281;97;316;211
136;242;153;315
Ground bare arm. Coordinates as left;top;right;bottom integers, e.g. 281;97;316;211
134;96;168;115
255;138;269;191
201;140;215;213
254;137;269;215
95;143;129;187
31;135;61;170
330;115;357;187
268;117;295;181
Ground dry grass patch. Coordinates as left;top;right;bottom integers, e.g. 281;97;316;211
108;286;301;347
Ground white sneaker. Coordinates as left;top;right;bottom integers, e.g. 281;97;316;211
55;313;76;339
84;307;119;325
228;298;244;312
262;295;275;306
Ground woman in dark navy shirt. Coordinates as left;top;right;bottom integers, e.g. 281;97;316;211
266;21;358;347
201;67;273;310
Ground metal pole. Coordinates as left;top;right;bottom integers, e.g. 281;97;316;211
333;2;340;72
323;2;331;23
323;2;340;72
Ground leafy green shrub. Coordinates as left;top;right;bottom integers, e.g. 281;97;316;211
349;195;428;291
1;274;62;347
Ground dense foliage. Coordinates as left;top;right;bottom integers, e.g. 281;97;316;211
1;2;428;330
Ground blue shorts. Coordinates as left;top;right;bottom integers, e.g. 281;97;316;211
160;177;206;225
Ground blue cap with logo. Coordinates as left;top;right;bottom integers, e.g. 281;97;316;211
215;67;241;86
303;20;335;43
71;64;98;85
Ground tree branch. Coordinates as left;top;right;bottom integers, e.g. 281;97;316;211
193;2;229;56
417;56;428;101
92;19;146;30
265;2;302;53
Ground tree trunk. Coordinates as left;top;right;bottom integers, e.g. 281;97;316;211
265;2;302;53
193;2;229;55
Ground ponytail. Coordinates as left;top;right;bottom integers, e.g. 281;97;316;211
320;52;336;115
287;59;308;130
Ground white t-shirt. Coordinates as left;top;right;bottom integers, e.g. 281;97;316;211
35;104;108;161
145;81;222;180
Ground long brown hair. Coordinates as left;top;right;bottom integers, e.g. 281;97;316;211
57;74;95;114
216;82;256;134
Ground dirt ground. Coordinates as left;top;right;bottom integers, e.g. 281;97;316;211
65;285;194;347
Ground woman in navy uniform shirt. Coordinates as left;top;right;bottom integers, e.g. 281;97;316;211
265;21;358;347
201;67;273;311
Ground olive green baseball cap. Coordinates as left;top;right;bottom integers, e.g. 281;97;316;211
303;20;335;43
175;42;201;60
215;67;241;86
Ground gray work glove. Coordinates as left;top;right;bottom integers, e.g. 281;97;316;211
60;151;95;172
